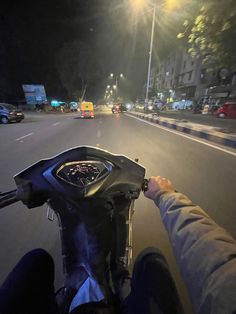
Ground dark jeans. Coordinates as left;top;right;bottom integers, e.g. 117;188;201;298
0;249;58;314
0;248;184;314
124;247;184;314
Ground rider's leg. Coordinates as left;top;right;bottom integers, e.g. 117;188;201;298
0;248;58;314
124;247;184;314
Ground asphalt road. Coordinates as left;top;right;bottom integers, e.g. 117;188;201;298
1;110;236;313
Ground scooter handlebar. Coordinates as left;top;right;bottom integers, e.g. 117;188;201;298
142;179;149;192
0;190;19;209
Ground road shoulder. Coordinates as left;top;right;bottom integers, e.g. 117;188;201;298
126;111;236;149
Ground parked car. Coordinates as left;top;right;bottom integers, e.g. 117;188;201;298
172;100;193;110
69;102;79;112
217;101;236;118
135;104;144;110
0;103;24;124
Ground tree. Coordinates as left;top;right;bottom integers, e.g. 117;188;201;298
56;40;105;99
177;0;236;70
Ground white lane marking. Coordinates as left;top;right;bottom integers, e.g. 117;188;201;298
126;114;236;157
16;133;34;141
53;122;60;126
97;130;101;138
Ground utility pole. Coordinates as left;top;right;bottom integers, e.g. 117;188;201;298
145;5;156;110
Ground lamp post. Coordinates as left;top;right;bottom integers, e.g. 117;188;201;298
109;73;124;101
132;0;179;109
130;0;156;109
145;5;156;109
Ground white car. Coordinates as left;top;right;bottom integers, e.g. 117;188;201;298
172;100;193;110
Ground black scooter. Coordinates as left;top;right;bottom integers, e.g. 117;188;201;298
0;146;147;312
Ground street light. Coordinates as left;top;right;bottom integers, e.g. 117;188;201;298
108;73;124;101
132;0;179;107
145;4;156;107
130;0;146;12
131;0;156;108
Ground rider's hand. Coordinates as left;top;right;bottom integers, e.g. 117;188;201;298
144;176;175;200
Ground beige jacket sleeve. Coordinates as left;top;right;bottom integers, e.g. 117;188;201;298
154;191;236;314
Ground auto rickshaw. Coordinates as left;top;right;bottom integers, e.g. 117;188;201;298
80;101;94;118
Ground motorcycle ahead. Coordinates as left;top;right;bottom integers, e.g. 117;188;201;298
0;146;147;313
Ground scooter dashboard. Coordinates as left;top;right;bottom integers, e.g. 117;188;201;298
13;146;145;207
56;161;112;188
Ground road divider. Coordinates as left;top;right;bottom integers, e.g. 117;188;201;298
126;112;236;149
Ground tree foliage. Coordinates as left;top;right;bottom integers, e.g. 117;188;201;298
178;0;236;69
56;41;104;99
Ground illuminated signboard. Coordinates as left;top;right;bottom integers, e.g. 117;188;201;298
22;84;47;105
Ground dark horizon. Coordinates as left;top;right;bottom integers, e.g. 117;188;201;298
0;0;156;103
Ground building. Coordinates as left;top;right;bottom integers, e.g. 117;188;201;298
145;47;236;106
175;49;204;99
155;49;181;100
154;47;211;102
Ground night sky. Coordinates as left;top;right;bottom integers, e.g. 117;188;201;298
0;0;180;102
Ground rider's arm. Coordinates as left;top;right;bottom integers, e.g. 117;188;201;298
145;176;236;314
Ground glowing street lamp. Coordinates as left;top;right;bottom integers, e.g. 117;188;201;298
108;73;125;100
131;0;179;108
130;0;146;12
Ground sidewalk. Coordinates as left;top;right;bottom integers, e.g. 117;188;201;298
128;111;236;149
159;110;236;132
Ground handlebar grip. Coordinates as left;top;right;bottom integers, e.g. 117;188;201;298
142;179;149;192
0;190;18;209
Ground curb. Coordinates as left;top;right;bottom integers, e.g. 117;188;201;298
127;112;236;149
